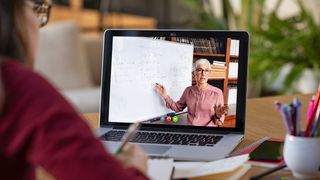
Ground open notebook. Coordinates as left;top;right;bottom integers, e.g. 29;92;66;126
173;154;249;179
148;158;174;180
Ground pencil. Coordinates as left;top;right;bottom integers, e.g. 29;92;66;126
250;164;287;180
114;122;141;154
305;85;320;136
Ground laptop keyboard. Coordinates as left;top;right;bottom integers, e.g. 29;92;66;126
101;130;223;146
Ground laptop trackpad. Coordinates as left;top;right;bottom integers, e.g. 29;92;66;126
140;145;171;155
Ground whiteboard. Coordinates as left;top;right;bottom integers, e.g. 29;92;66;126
109;37;194;123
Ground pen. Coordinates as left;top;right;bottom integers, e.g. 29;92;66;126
280;105;293;135
275;101;290;134
290;103;296;136
293;98;302;136
305;96;315;136
250;164;287;180
314;112;320;137
305;85;320;136
114;122;141;154
310;103;320;137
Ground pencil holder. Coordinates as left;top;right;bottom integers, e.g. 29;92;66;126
283;134;320;179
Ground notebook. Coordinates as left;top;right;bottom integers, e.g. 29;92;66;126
173;154;250;179
96;30;249;161
147;158;174;180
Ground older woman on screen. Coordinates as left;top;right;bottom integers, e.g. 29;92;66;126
156;58;227;126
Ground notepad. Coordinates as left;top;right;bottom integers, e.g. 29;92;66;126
173;154;249;179
147;158;174;180
190;164;251;180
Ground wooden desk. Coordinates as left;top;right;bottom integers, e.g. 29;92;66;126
82;94;312;179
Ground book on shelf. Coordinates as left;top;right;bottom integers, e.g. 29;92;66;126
208;74;226;79
210;61;227;79
230;39;239;57
175;37;222;54
209;72;226;79
152;37;168;41
212;60;226;66
210;38;223;54
227;86;237;105
228;62;238;78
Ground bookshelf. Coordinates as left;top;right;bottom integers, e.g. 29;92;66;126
175;37;238;104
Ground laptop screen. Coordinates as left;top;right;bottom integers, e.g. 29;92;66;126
101;30;248;132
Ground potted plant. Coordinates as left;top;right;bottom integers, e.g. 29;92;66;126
180;0;320;96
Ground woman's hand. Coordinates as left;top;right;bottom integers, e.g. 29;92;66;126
116;144;148;174
214;105;229;118
155;83;168;99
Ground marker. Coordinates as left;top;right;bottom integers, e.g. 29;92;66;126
172;116;179;123
293;97;302;136
305;85;320;136
275;101;290;134
160;116;166;122
167;111;187;117
144;111;187;123
279;104;292;134
155;83;164;89
311;103;320;136
305;96;315;136
315;114;320;137
290;103;296;136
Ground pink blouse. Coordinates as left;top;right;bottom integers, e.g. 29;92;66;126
164;85;224;126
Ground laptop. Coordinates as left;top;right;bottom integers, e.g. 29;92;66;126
96;30;249;161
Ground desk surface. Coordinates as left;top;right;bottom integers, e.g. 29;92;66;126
83;94;312;179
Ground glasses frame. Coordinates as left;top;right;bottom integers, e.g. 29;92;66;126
195;68;211;74
33;0;52;27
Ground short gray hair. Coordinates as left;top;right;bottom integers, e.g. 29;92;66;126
192;58;211;72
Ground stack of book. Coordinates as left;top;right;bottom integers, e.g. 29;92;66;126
210;61;226;79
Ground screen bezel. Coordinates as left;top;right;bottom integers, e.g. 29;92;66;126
100;30;249;134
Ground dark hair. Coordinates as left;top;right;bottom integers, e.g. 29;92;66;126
0;0;30;112
0;0;28;63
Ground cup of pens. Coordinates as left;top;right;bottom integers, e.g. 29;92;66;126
284;135;320;179
277;86;320;179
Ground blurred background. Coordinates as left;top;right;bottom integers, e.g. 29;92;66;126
36;0;320;112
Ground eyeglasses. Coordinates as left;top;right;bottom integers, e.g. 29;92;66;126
195;68;211;74
32;0;52;27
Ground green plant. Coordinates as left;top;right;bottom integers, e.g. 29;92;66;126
249;0;320;94
180;0;320;95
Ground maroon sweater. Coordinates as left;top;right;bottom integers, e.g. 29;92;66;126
0;61;147;180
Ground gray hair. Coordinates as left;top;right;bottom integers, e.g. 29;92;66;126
192;58;211;72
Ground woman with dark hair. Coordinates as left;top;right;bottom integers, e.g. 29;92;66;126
0;0;148;179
